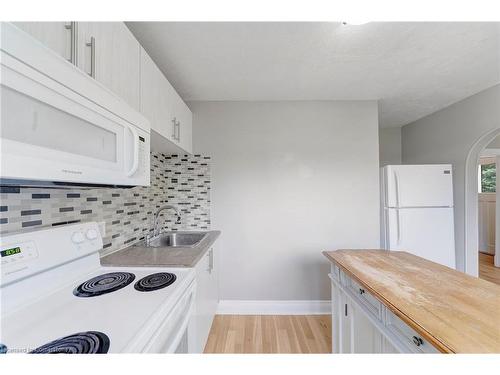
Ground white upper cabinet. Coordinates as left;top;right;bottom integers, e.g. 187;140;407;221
173;92;193;154
14;22;141;112
140;48;176;142
12;22;193;154
140;47;192;154
77;22;141;111
13;22;75;63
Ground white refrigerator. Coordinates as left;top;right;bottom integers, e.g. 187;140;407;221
381;164;456;269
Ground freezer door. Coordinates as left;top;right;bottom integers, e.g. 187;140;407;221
385;207;456;269
384;165;454;208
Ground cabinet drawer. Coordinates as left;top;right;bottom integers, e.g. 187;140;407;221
385;310;439;353
341;271;382;320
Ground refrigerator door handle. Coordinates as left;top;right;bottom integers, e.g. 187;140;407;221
394;171;401;208
396;209;401;245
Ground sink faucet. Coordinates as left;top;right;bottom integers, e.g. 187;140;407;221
150;205;181;239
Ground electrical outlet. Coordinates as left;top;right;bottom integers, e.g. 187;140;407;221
97;221;106;238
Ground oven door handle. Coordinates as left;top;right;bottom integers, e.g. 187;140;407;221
126;125;139;177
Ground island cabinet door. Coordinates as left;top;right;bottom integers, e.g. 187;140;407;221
381;337;400;353
330;271;349;353
330;277;341;353
351;301;383;353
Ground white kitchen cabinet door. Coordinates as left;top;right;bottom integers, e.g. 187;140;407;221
77;22;141;111
13;22;74;63
339;293;352;353
140;48;176;142
330;279;341;353
189;247;218;353
172;93;193;154
381;337;400;353
351;301;383;353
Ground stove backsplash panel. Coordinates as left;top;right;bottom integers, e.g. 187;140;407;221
0;153;211;256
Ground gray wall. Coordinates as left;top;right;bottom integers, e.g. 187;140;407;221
402;84;500;272
191;101;380;301
487;134;500;148
379;127;402;166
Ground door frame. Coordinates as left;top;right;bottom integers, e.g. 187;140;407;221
465;128;500;275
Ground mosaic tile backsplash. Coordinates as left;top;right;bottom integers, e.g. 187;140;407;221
0;153;211;256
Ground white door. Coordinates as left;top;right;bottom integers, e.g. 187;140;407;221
478;193;496;254
173;95;193;153
339;294;352;353
13;22;73;62
384;165;454;208
351;302;383;353
381;337;400;353
77;22;141;111
385;207;456;268
140;48;176;142
188;248;217;353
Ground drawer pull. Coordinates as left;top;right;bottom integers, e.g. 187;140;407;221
359;288;365;295
412;336;423;347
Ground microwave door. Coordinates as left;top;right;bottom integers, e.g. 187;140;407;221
0;84;132;185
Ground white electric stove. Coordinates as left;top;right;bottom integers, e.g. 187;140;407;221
0;222;195;354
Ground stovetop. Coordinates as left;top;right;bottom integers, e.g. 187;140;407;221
1;265;194;353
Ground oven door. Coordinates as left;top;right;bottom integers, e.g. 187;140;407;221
0;24;150;187
140;282;196;353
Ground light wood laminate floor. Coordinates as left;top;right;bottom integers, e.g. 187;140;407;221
204;315;332;353
479;252;500;286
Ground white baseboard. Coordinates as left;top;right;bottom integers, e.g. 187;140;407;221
217;300;331;315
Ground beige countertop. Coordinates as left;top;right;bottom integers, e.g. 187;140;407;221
101;231;220;268
323;249;500;353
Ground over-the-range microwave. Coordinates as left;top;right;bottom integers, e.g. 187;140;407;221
0;23;150;188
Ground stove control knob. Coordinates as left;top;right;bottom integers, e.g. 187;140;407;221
86;228;99;240
71;231;85;244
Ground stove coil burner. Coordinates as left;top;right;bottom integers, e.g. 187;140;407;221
134;272;177;292
73;272;135;297
30;331;110;354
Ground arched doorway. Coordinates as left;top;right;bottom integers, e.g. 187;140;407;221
465;128;500;276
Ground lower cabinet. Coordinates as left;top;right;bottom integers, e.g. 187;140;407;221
189;247;218;353
329;265;439;354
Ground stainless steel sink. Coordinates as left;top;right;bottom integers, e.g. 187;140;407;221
145;232;207;248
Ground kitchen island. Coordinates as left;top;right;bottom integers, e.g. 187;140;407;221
323;249;500;353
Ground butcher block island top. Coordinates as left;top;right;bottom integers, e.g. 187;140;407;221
323;249;500;353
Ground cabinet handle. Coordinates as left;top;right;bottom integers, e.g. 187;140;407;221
412;336;423;347
359;288;365;295
176;120;181;142
207;249;214;273
171;117;177;139
344;303;348;317
65;22;78;65
86;36;96;78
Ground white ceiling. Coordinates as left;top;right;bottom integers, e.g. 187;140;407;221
127;22;500;128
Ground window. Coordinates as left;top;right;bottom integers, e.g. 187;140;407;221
479;163;496;193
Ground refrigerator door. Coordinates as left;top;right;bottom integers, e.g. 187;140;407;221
384;165;454;208
385;207;456;269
